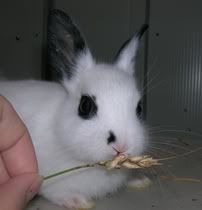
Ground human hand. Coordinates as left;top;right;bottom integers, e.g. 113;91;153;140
0;95;42;210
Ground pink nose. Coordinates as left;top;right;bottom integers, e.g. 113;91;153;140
112;144;127;154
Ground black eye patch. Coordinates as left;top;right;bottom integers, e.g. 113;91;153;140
78;95;97;119
136;100;143;119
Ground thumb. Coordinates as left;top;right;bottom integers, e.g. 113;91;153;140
0;173;43;210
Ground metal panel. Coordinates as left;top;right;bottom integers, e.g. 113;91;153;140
146;0;202;132
0;0;45;79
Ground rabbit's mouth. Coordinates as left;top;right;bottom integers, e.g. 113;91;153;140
112;145;129;157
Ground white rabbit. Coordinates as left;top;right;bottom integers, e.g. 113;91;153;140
0;9;148;209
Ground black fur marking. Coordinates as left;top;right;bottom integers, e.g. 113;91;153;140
78;95;97;120
48;9;86;80
114;24;148;62
114;38;132;61
136;24;148;40
107;131;116;144
136;100;143;119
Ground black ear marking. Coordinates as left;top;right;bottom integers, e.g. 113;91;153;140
114;24;148;73
136;100;143;120
48;9;87;80
114;38;132;61
136;24;149;40
114;24;148;62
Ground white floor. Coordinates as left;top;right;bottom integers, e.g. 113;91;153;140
27;134;202;210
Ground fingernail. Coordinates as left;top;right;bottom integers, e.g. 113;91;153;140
26;176;43;202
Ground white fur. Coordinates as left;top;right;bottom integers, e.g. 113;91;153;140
0;61;147;206
115;37;139;74
0;13;147;208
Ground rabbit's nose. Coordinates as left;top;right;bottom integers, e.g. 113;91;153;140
112;144;127;155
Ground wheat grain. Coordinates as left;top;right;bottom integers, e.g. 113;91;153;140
98;155;161;169
44;155;160;181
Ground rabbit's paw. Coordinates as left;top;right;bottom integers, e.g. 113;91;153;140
127;176;152;190
62;195;95;210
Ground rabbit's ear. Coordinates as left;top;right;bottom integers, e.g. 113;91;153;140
48;9;93;80
114;24;148;75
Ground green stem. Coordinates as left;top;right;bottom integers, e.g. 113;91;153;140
43;163;96;181
43;147;202;181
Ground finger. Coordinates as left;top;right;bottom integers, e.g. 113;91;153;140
0;173;43;210
0;96;38;181
2;131;38;177
0;95;27;150
0;156;10;184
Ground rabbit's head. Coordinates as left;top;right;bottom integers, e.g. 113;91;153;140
48;10;148;162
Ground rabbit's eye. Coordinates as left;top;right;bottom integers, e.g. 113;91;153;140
78;95;97;119
136;100;143;119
